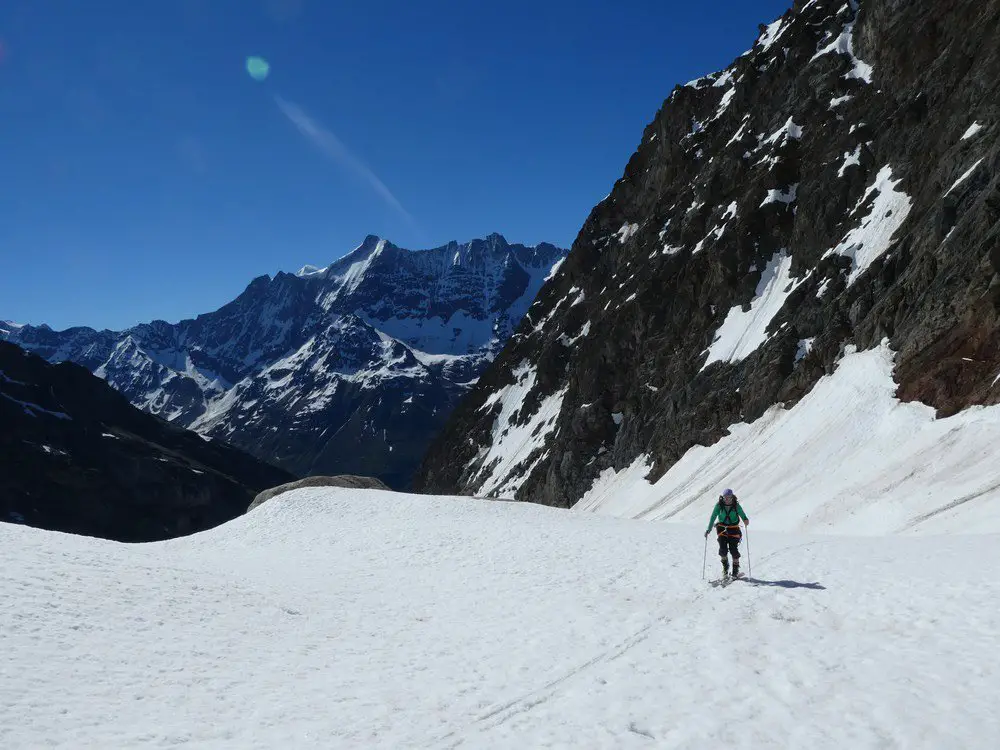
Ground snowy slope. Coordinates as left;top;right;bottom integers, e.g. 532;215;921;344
576;342;1000;534
3;488;998;749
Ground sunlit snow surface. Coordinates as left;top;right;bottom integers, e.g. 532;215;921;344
579;343;1000;535
3;487;998;749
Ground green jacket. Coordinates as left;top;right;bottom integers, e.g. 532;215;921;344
706;500;748;531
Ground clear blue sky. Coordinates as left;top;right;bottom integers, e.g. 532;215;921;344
0;0;790;331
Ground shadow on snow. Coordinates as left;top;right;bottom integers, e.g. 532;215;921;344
743;578;826;590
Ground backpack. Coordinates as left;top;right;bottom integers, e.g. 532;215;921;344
716;499;741;525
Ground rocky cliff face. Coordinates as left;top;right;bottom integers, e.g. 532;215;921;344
416;0;1000;506
0;341;293;541
3;235;566;488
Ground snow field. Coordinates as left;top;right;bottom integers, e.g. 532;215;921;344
578;344;1000;535
3;488;999;749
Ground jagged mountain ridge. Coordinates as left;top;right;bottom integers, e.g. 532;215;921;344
3;234;566;488
0;340;293;541
416;0;1000;506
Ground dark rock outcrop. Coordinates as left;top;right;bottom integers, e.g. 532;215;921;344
0;341;293;541
3;235;566;489
417;0;1000;505
248;475;391;512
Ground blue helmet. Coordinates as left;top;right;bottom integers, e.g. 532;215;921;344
722;488;735;498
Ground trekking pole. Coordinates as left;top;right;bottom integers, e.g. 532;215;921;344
702;533;708;580
745;525;752;578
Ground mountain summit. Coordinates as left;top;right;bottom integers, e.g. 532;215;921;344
3;235;566;487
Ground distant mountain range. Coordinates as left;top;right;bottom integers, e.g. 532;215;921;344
2;234;566;488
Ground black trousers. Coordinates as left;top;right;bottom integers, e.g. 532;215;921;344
718;535;740;560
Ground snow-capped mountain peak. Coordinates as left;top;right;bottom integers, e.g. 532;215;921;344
0;321;24;337
3;235;567;487
298;234;388;281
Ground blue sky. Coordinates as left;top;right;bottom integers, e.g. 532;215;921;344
0;0;790;330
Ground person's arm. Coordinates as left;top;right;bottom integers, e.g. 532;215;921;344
705;505;719;534
737;503;749;524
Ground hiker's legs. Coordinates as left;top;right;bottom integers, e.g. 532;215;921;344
727;537;740;560
727;537;741;576
717;535;729;574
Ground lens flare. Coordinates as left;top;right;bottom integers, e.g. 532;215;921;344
246;56;270;82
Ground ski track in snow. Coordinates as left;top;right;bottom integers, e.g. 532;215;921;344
2;489;998;749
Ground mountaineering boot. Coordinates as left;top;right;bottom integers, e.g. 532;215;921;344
732;560;741;578
721;558;729;578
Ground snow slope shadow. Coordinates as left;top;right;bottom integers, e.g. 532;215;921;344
743;577;826;590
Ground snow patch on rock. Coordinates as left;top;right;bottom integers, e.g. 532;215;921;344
946;158;985;196
764;117;803;145
961;122;984;141
756;18;787;52
837;145;862;178
825;166;912;285
472;362;567;497
811;18;874;83
544;256;566;282
702;252;802;369
616;223;640;244
761;184;798;206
